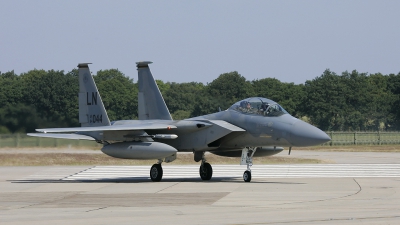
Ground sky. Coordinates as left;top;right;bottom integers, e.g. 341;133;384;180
1;0;399;84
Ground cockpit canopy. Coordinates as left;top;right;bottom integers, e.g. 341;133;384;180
229;97;289;117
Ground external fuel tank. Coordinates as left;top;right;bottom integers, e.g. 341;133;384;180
101;142;177;159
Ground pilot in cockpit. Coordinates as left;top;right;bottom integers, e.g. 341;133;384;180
259;103;269;115
239;101;252;112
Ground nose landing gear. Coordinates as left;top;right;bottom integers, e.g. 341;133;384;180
241;147;256;182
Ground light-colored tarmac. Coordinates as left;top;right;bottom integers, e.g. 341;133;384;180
1;150;400;224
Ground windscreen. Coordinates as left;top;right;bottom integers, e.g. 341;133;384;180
229;97;288;117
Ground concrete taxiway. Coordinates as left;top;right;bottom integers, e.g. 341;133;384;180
1;150;400;224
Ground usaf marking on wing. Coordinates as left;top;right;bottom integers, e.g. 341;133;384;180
28;61;331;182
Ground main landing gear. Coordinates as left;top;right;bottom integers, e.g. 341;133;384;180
195;151;213;181
199;161;213;180
149;154;176;182
241;147;256;182
150;161;163;182
194;148;256;182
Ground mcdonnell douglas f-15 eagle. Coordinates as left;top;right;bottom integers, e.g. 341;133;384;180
28;62;331;182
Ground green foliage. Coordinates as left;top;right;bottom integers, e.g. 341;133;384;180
190;71;254;116
0;66;400;133
0;126;11;134
94;69;138;121
163;82;205;114
387;73;400;128
20;69;79;128
171;110;191;120
0;71;23;107
304;70;397;131
252;78;305;117
304;69;343;130
208;71;255;103
156;80;170;96
0;104;44;133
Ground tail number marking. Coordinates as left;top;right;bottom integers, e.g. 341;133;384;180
87;114;103;123
87;92;98;105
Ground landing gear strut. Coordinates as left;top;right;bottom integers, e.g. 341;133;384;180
150;160;163;182
196;151;213;180
241;147;256;182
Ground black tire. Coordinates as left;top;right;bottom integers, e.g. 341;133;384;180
243;170;251;182
199;162;213;180
150;164;163;182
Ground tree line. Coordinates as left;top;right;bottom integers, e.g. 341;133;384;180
0;67;399;133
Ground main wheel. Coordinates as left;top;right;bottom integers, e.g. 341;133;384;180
199;162;213;180
150;164;163;182
243;170;251;182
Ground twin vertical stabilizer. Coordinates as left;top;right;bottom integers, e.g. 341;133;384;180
137;61;172;120
78;63;111;127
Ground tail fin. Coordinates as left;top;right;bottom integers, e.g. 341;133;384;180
78;63;111;127
137;61;172;120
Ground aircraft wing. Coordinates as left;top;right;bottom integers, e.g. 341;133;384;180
204;120;246;144
27;133;95;140
206;120;245;132
35;124;177;133
174;119;246;150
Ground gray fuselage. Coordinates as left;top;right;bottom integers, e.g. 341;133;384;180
107;107;330;154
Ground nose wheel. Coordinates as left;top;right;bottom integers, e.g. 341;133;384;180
243;170;251;182
150;163;163;182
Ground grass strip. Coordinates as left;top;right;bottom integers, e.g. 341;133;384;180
298;145;400;152
0;153;324;166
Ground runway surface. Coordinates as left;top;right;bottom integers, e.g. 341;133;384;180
16;164;400;181
1;151;400;224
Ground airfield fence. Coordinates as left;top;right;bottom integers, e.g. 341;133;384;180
0;132;400;148
324;131;400;146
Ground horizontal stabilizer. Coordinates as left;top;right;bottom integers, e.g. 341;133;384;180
27;133;95;140
35;123;177;133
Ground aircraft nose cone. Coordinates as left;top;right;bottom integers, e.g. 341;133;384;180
290;120;331;146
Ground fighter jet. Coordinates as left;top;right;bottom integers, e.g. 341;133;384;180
28;62;331;182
